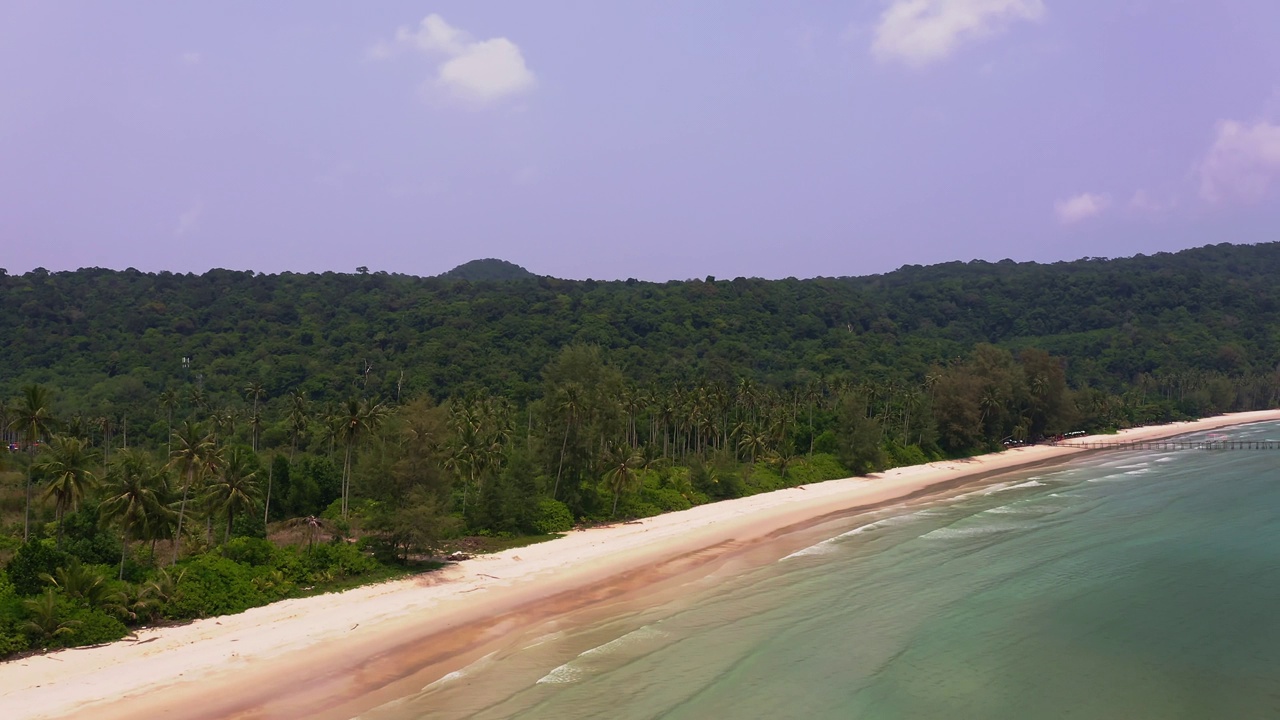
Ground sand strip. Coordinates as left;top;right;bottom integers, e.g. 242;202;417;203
4;410;1280;719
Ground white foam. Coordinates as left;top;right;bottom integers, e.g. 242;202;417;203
421;651;497;691
534;627;668;685
1116;463;1149;470
781;511;935;560
521;631;565;651
921;523;1025;540
1124;467;1152;476
1155;456;1174;463
536;664;582;685
580;626;667;658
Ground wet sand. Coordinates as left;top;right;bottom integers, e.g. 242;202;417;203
5;410;1279;720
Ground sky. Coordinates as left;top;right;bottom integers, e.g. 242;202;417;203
2;1;1279;281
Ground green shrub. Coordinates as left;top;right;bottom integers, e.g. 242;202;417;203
221;537;275;566
787;453;849;485
639;485;692;513
169;555;266;619
528;498;573;534
6;541;69;596
59;606;129;648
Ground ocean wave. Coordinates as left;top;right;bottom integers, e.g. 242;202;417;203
921;523;1027;540
422;651;497;691
534;627;668;685
521;631;566;651
1155;456;1174;463
1124;467;1152;476
535;664;583;685
1115;463;1149;470
780;511;937;560
580;626;668;658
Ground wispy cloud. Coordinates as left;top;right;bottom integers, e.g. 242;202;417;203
369;15;536;105
1128;189;1176;215
175;199;203;237
181;51;201;65
871;0;1045;67
1198;119;1280;203
1054;192;1109;225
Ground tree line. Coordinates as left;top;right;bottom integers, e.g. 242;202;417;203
4;241;1280;657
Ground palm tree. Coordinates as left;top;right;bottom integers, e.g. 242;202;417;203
101;450;170;578
21;590;80;642
602;442;643;516
158;389;180;456
206;446;261;541
33;435;99;546
287;389;309;461
338;397;387;518
552;385;582;499
168;421;214;564
244;381;266;451
9;384;55;542
41;558;111;607
187;386;207;416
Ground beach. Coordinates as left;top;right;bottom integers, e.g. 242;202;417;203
5;410;1280;720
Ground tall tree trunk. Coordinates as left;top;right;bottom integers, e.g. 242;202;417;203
553;421;571;500
23;460;33;543
173;468;193;565
264;460;273;526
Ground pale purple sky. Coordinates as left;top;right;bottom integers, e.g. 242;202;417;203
3;1;1279;280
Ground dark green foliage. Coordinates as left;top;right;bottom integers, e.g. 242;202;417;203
5;242;1280;658
440;258;537;281
59;508;123;567
169;555;270;619
60;605;129;647
529;498;573;534
221;537;275;566
6;542;69;596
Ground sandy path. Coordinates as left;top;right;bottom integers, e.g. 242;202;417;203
4;410;1279;719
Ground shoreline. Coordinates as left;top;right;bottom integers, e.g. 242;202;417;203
5;410;1280;719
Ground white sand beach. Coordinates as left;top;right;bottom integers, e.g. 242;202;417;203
5;410;1280;720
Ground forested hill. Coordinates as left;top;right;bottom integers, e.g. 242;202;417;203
1;241;1278;416
439;258;537;281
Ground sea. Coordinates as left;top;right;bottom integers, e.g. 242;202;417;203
359;422;1280;719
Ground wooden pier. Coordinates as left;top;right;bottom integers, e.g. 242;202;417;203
1051;440;1280;451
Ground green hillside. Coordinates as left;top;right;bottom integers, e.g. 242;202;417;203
2;241;1278;658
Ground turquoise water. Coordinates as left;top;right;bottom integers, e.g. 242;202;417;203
366;423;1280;719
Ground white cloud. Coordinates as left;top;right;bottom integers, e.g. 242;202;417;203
175;199;203;237
1054;192;1109;225
1198;119;1280;203
369;15;536;105
872;0;1045;67
181;51;201;65
1128;189;1176;214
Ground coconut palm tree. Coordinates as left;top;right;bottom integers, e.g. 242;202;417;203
338;397;387;518
602;442;644;516
552;384;582;499
41;558;110;607
33;435;99;546
244;381;266;451
206;446;261;541
287;389;309;461
101;450;170;578
21;590;80;642
158;389;180;455
9;384;56;542
167;421;214;564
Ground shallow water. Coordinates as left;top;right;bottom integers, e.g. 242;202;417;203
362;423;1280;719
